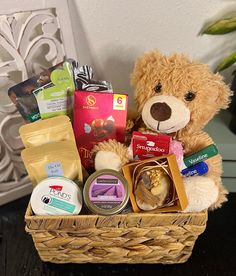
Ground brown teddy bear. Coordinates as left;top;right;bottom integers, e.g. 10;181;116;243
93;50;231;212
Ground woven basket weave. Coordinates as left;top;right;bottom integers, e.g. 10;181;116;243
25;204;207;264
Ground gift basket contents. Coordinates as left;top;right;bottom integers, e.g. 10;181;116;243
13;50;231;264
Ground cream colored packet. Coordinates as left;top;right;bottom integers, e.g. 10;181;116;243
21;141;83;186
19;115;75;148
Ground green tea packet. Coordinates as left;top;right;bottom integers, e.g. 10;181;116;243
8;60;76;123
33;61;75;120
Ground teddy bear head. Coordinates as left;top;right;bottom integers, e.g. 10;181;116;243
131;50;231;134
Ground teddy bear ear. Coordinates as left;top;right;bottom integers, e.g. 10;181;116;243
130;50;164;88
214;73;232;110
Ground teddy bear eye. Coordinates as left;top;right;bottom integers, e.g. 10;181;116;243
184;91;196;101
154;82;162;93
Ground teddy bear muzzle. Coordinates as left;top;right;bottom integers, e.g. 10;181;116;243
142;95;191;133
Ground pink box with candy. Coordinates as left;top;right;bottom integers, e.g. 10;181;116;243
73;90;128;169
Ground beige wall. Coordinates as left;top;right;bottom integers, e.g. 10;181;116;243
69;0;236;103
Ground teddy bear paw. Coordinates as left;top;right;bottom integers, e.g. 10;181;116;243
94;150;122;171
182;176;219;212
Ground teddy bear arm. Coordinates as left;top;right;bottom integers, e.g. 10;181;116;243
181;130;213;154
181;131;222;178
180;131;227;209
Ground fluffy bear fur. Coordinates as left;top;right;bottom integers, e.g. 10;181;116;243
132;51;230;132
93;50;231;211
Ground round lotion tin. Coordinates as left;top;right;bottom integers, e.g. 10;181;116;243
30;177;82;215
83;169;129;215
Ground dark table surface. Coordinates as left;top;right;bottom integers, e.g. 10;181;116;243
0;193;236;276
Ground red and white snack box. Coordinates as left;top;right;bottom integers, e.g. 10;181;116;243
132;131;171;160
73;90;128;169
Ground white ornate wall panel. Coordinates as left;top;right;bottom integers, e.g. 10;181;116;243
0;0;77;205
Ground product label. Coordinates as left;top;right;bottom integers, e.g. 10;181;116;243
45;161;64;177
27;111;41;122
89;174;125;210
181;161;208;177
183;144;218;168
183;169;198;177
186;154;208;166
41;195;75;213
49;185;72;201
34;91;72;112
132;132;171;160
33;62;75;119
113;94;127;110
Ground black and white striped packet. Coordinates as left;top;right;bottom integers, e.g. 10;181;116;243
74;63;113;92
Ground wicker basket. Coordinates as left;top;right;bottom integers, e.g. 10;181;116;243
25;204;207;264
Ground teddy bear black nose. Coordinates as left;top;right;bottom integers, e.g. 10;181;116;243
150;102;172;121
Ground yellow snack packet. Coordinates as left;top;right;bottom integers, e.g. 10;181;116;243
19;115;75;148
21;141;83;186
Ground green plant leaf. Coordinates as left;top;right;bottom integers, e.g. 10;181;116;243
202;16;236;35
216;52;236;72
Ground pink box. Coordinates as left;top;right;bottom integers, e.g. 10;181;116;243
73;91;128;169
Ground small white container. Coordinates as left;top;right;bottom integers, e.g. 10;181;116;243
30;177;82;215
